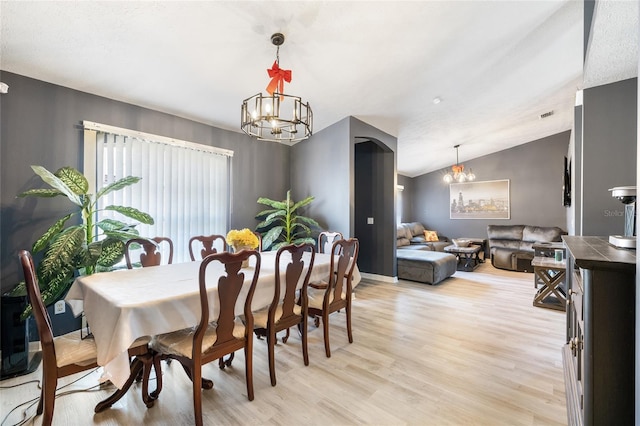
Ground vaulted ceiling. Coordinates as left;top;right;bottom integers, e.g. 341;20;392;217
1;1;637;177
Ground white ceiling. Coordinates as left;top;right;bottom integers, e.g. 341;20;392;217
1;1;637;177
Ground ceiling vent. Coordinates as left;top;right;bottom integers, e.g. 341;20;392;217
539;110;554;119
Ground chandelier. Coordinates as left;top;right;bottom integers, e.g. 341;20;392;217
241;33;313;143
443;144;476;183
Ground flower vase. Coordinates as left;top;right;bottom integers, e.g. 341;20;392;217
233;245;251;268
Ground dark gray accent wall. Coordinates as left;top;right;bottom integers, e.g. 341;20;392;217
410;131;570;240
581;77;637;236
353;140;394;276
290;116;397;278
350;118;397;277
0;72;289;296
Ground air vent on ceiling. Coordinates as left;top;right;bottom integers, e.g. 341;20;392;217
539;110;554;119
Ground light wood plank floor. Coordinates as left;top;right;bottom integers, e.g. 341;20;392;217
1;263;567;425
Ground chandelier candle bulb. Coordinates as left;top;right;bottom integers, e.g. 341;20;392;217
443;144;477;184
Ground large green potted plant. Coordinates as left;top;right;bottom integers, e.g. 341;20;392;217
9;165;154;319
256;190;319;251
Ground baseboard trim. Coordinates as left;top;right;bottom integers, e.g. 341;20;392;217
359;272;398;283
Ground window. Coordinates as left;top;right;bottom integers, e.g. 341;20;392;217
83;121;233;263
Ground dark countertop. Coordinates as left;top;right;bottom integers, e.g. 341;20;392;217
562;236;636;272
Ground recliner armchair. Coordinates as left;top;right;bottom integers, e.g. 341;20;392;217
487;225;566;272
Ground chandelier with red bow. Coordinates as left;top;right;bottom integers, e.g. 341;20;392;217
241;33;313;143
443;144;476;183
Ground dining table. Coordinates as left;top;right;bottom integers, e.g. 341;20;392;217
65;251;361;390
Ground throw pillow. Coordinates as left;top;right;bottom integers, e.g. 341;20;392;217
423;230;439;242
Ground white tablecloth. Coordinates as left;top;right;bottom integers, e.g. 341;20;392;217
65;251;360;388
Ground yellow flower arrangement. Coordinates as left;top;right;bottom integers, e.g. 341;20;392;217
226;228;260;250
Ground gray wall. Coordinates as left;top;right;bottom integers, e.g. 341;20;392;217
409;131;571;240
290;117;351;236
580;77;638;236
567;103;583;235
0;72;290;295
398;174;413;224
291;116;398;278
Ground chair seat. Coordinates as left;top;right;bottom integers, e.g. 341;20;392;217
151;319;245;358
253;303;302;329
54;329;98;368
307;284;346;310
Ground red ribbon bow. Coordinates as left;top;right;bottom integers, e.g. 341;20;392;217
266;61;291;99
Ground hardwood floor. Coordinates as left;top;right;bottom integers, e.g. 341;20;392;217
1;263;567;425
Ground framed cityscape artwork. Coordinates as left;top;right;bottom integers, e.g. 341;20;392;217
450;179;510;219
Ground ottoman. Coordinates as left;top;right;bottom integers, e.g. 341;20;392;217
396;250;457;285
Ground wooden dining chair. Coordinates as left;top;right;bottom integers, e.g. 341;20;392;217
188;234;227;261
18;250;155;425
150;249;261;426
306;238;359;358
125;236;174;268
317;231;343;254
253;243;315;386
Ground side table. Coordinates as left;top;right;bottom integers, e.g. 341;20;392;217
444;244;482;271
459;238;488;262
531;256;566;311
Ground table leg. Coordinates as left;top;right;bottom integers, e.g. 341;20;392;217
95;354;157;412
533;268;566;311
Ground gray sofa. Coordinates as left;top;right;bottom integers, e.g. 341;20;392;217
487;224;566;272
396;222;457;284
397;222;450;252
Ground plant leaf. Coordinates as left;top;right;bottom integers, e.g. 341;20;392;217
30;165;82;206
7;281;27;297
17;188;63;198
264;210;286;223
290;196;315;214
39;226;85;281
254;208;280;219
256;213;285;231
96;238;125;267
295;215;320;228
97;218;129;232
32;213;74;253
256;197;287;210
96;176;142;200
20;268;75;320
261;226;284;250
55;167;89;195
104;205;154;225
103;229;142;242
292;237;316;246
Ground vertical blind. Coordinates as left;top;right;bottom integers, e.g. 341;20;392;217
84;121;232;264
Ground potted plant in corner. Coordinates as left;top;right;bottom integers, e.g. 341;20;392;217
255;190;319;250
8;165;154;319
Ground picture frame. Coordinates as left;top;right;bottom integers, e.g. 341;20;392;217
450;179;510;219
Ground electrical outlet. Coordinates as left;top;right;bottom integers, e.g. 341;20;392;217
54;300;66;315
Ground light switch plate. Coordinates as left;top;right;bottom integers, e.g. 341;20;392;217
367;217;374;224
